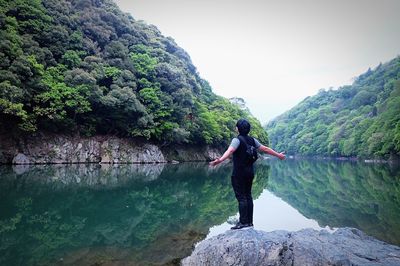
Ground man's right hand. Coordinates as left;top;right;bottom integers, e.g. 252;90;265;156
278;152;286;160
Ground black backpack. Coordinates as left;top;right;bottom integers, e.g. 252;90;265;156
238;135;258;164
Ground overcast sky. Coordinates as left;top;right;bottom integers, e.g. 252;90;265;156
114;0;400;124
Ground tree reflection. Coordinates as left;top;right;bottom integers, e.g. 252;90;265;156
0;162;270;265
268;159;400;245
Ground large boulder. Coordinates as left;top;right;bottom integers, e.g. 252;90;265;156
12;153;30;164
182;228;400;266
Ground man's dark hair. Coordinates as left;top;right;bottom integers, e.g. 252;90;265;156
236;119;251;136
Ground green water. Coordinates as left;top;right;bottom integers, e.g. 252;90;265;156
0;160;399;265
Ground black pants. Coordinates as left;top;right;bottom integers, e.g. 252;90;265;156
231;174;254;224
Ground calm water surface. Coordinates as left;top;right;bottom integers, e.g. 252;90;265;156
0;159;399;265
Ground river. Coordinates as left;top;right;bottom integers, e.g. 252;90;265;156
0;159;399;265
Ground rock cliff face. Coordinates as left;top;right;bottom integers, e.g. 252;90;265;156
182;228;400;266
0;133;222;164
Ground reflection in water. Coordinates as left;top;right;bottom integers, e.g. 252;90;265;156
1;160;400;265
267;159;400;245
207;189;329;238
0;163;269;266
8;163;165;188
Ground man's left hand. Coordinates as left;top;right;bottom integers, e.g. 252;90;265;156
209;158;221;166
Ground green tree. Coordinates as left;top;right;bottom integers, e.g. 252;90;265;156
34;65;91;122
266;56;400;158
0;0;268;145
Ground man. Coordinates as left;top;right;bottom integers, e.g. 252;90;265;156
210;119;285;229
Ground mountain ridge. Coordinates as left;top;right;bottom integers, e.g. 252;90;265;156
266;56;400;158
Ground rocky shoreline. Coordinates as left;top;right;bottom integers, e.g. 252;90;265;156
182;227;400;266
0;133;222;164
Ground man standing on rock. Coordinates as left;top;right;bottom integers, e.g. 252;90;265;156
210;119;285;229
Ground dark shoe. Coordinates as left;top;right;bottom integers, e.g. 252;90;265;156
230;222;251;230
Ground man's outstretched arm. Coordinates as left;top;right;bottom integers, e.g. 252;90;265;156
259;145;286;160
209;146;236;166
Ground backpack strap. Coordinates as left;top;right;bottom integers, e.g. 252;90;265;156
237;135;247;148
238;135;254;147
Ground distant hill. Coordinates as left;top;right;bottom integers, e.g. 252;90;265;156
266;57;400;158
0;0;267;146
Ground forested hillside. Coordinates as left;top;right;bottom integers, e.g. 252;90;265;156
0;0;267;146
266;57;400;158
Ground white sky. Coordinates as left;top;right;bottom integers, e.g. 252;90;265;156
114;0;400;123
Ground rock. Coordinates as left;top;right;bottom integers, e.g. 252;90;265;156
205;146;222;161
2;135;162;164
12;153;30;164
0;133;222;164
162;145;223;162
0;133;223;164
182;228;400;266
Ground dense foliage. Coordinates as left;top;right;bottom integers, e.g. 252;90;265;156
0;0;267;145
266;57;400;157
267;159;400;245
